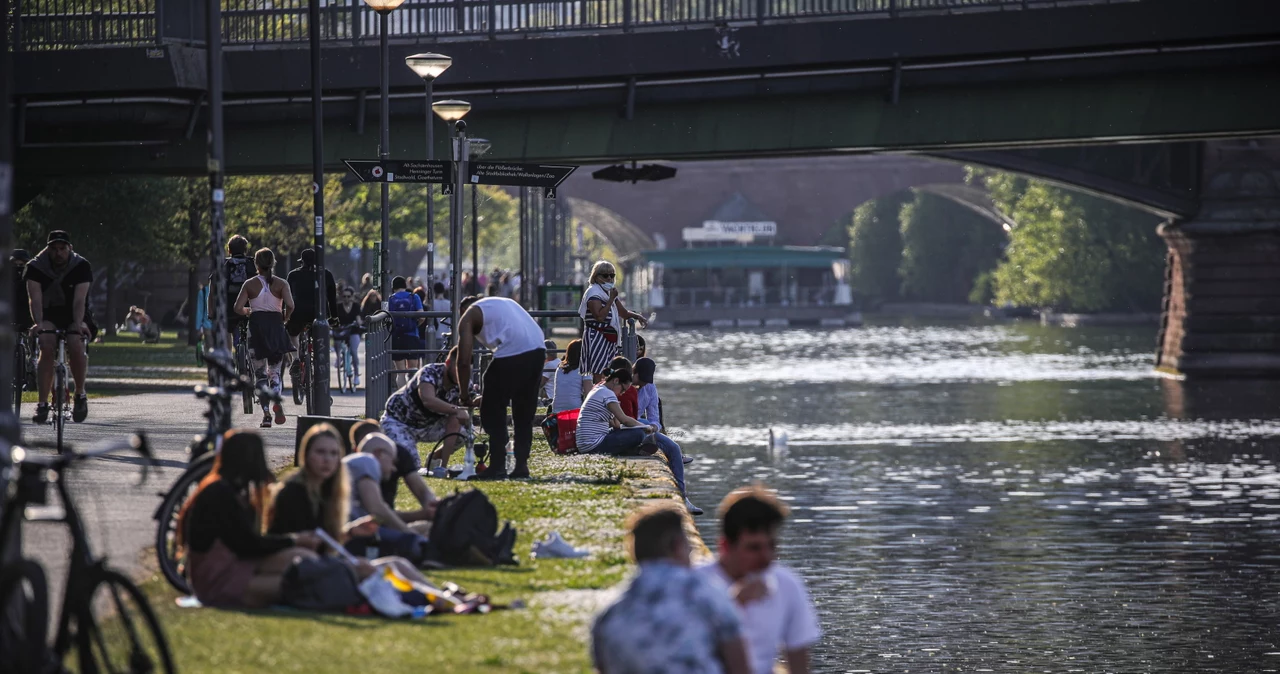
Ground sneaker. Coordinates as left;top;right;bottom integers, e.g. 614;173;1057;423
536;531;589;559
260;412;272;429
509;466;530;480
682;454;694;465
72;395;88;423
273;403;286;425
685;498;704;516
353;374;361;388
32;403;49;425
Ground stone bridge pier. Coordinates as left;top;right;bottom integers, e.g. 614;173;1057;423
1157;140;1280;378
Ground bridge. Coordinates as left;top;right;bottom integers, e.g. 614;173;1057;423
7;0;1280;377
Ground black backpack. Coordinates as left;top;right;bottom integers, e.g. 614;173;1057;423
429;489;517;567
280;556;365;612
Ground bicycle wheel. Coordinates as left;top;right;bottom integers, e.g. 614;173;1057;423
334;344;347;394
0;559;51;674
75;568;176;674
54;364;66;451
153;454;214;595
237;344;254;415
12;343;24;417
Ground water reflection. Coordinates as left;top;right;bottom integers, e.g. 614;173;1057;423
648;323;1280;672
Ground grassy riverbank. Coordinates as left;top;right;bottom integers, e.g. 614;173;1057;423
141;441;687;673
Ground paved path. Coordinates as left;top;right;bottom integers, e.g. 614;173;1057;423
16;387;366;605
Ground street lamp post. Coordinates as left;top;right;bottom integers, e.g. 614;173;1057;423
432;100;471;344
405;53;452;288
363;0;405;299
467;138;490;297
308;0;331;415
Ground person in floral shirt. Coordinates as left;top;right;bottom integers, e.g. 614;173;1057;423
380;346;473;469
591;504;751;674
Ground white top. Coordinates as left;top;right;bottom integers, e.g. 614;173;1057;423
472;297;545;358
542;359;559;399
696;562;822;674
247;275;283;313
577;283;621;332
551;367;592;414
576;385;618;451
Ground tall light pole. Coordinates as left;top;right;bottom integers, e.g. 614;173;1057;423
308;0;331;414
432;100;471;344
206;0;230;385
0;0;16;438
363;0;405;299
468;138;490;295
405;53;451;286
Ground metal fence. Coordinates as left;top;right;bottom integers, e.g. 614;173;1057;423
8;0;1146;50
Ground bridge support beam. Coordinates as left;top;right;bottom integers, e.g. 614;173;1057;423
1156;140;1280;378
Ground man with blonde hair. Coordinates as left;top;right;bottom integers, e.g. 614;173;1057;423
698;485;821;674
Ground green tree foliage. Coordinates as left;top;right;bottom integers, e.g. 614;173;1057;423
973;170;1166;312
846;192;909;302
898;191;1006;304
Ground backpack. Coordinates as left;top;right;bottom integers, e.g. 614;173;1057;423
428;489;516;567
387;291;420;336
225;256;251;287
280;556;366;612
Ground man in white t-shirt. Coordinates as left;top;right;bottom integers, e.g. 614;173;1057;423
698;485;822;674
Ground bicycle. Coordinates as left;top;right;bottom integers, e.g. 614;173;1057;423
0;432;175;674
235;319;254;415
153;350;281;595
334;324;358;394
291;324;312;411
36;328;74;451
11;332;34;417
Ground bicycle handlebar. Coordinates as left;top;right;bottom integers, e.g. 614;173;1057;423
17;433;155;482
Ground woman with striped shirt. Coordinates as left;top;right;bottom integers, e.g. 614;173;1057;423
577;260;647;383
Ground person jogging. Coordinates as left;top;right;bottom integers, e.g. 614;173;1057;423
233;248;296;428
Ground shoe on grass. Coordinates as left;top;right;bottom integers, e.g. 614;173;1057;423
472;466;508;481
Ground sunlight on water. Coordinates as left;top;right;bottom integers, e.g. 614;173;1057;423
645;323;1280;672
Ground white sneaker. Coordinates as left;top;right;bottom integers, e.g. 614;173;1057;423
535;531;589;559
353;374;361;388
685;498;704;516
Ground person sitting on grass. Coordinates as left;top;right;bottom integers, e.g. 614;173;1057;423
343;432;434;563
592;503;750;674
577;367;703;515
177;429;320;608
634;357;691;465
608;355;640;419
379;346;473;472
540;340;559;405
551;339;592;415
348;419;439;527
269;423;451;603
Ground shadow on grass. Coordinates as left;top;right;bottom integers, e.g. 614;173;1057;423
190;604;449;630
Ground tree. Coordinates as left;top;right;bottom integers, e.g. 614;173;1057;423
16;176;187;334
973;170;1165;312
847;192;910;304
898;191;1005;304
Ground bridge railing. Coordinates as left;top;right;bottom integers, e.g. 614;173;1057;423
8;0;1147;50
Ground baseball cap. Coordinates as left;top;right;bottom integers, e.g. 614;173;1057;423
47;230;71;245
9;249;30;263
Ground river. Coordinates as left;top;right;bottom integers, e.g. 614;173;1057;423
652;322;1280;673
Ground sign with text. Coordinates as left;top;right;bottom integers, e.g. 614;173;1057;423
468;162;576;191
343;159;453;184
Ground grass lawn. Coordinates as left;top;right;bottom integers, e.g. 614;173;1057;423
139;440;674;674
88;331;199;369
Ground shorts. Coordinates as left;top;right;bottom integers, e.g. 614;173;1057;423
286;310;315;338
42;309;98;342
391;332;426;358
381;413;472;459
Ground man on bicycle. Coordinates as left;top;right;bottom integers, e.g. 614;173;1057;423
285;247;337;386
210;235;253;347
24;231;93;424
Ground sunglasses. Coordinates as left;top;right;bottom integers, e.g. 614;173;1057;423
598;273;616;279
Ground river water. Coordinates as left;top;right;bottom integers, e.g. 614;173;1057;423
651;322;1280;673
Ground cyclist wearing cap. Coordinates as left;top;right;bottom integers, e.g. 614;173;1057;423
10;249;33;334
285;247;337;382
24;230;93;424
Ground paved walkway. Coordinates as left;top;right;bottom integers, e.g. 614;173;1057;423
16;387;366;605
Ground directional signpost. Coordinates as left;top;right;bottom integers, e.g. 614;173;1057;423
344;159;575;198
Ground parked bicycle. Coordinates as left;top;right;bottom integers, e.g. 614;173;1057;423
153;351;280;595
235;320;254;415
0;432;175;674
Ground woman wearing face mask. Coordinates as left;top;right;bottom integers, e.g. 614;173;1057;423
578;260;648;384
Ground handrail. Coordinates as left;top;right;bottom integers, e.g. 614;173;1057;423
8;0;1150;51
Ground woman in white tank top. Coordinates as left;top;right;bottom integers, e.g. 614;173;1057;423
232;248;296;428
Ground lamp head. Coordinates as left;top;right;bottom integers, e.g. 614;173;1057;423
433;99;471;122
362;0;405;13
405;53;452;81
